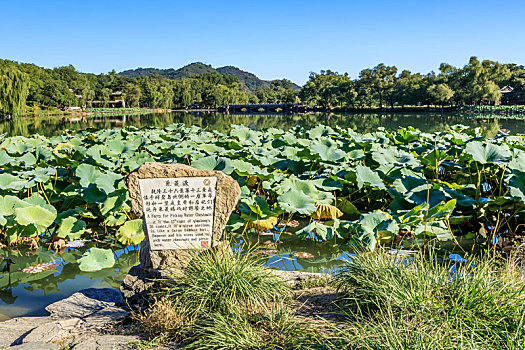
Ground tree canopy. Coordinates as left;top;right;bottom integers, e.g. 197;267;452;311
0;61;29;116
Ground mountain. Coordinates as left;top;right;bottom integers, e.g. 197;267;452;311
216;65;270;91
119;62;215;80
118;62;300;91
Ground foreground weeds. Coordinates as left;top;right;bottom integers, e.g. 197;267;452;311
135;249;525;349
336;250;525;350
134;248;342;349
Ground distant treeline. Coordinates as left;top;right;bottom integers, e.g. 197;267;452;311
1;56;525;116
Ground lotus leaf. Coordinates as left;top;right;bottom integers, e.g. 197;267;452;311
57;217;86;240
15;205;56;232
278;190;316;215
464;141;511;164
356;165;386;190
78;247;115;272
116;219;144;245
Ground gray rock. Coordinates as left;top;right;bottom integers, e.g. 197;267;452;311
120;265;165;306
83;306;129;327
126;163;241;270
22;321;72;344
45;288;124;319
0;317;51;348
70;335;140;350
6;342;60;350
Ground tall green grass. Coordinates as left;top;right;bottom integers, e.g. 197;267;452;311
336;251;525;349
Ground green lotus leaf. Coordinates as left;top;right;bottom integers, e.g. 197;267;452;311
0;195;29;217
95;172;123;194
19;152;37;168
123;153;154;171
509;151;525;172
231;126;260;145
353;210;399;250
0;174;29;190
231;159;257;176
57;217;86;240
76;164;100;188
414;221;452;240
310;142;346;162
356;165;386;190
425;199;456;221
78;247;115;272
407;185;447;207
464;141;511;164
15;205;57;232
278;178;333;204
116;219;144;245
278;189;316;215
105;213;128;227
372;148;420;167
308;125;334;139
509;170;525;202
192;156;234;174
0;150;14;166
100;190;127;216
296;220;338;240
82;184;107;203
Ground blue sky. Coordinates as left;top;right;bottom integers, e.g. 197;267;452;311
1;0;524;85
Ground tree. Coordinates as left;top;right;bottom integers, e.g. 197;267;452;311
359;64;398;108
427;83;454;110
392;70;424;108
124;82;141;107
299;71;353;108
101;88;111;107
0;61;30;116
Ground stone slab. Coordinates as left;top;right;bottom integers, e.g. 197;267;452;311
6;342;60;350
126;163;240;269
0;317;52;348
70;335;140;350
45;288;124;319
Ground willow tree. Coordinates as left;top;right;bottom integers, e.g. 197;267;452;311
0;61;29;117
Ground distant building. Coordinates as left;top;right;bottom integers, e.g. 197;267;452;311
500;86;519;105
91;91;126;108
110;92;126;108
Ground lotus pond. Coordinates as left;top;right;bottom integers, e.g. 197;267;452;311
0;113;524;320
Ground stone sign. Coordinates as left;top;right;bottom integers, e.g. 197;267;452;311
126;162;241;269
138;176;217;250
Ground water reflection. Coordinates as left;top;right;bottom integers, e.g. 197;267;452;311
0;245;139;319
1;112;523;137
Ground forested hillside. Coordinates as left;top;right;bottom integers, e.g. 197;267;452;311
119;62;300;93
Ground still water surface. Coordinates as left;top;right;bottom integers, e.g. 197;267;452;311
2;111;524;137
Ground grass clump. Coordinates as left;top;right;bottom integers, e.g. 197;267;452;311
136;247;336;349
165;248;288;318
336;250;525;350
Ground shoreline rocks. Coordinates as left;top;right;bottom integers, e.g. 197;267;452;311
0;288;135;350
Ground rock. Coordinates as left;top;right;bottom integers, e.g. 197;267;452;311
45;288;124;319
69;335;140;350
83;306;129;327
120;266;166;306
5;342;60;350
0;316;52;348
21;320;80;343
126;162;241;269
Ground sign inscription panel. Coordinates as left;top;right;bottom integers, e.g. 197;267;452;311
138;176;217;250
